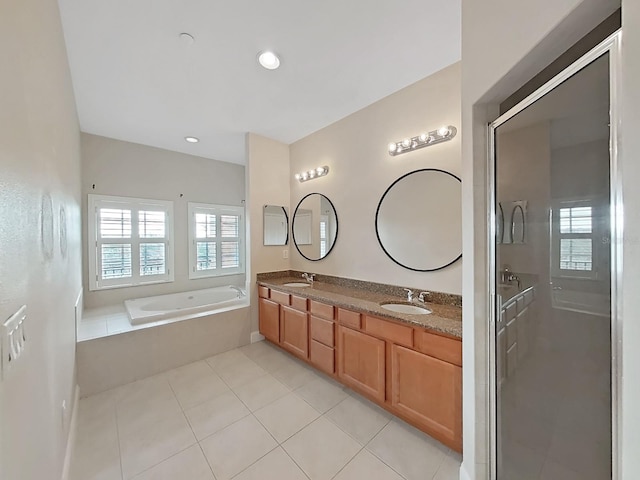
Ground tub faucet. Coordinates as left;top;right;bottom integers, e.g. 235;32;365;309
230;286;246;298
302;273;315;284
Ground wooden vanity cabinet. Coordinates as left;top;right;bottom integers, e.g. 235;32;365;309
390;344;462;452
337;325;386;402
280;305;309;359
258;285;462;452
258;298;280;343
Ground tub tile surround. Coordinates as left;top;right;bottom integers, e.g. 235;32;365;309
70;341;461;480
257;271;462;338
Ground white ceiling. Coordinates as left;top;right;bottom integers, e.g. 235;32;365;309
57;0;461;165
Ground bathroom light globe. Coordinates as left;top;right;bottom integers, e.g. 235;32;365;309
437;126;450;136
402;138;411;148
258;51;280;70
419;133;428;142
388;143;397;153
294;173;301;180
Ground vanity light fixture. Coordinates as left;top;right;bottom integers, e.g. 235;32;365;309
184;136;199;143
388;125;457;156
294;166;329;183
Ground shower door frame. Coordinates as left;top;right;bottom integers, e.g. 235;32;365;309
487;31;622;480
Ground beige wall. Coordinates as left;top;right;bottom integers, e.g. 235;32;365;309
290;63;462;294
0;0;82;478
496;123;551;279
81;133;246;308
246;133;291;332
461;0;636;478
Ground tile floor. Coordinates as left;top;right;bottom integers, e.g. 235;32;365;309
70;340;461;480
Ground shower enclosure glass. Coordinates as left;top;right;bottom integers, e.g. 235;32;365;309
490;35;619;479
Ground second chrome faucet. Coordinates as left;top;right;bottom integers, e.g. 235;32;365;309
404;289;431;303
301;273;315;284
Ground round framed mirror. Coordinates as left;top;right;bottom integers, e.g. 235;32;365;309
292;193;338;261
375;169;462;271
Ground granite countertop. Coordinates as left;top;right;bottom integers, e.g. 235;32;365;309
258;276;462;339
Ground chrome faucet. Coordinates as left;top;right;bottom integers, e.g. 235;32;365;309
501;266;521;290
230;285;246;298
417;291;430;303
301;273;315;284
403;288;414;302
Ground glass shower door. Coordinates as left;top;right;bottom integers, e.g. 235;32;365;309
492;48;614;480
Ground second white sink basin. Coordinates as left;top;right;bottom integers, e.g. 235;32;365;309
380;303;432;315
282;282;311;288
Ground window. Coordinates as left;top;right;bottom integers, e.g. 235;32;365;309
319;214;328;257
88;195;174;290
551;200;602;279
188;203;244;278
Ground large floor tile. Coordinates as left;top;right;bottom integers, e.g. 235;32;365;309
70;401;121;480
166;361;230;410
294;375;348;413
271;357;318;388
130;445;214;480
254;392;320;442
433;452;462;480
206;349;252;372
367;420;447;480
333;449;404;480
184;390;250;441
232;447;308;480
200;415;277;480
119;409;196;479
283;417;361;480
232;374;290;411
326;394;391;444
212;356;268;389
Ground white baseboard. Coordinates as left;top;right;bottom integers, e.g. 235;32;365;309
459;463;472;480
61;385;80;480
250;331;265;343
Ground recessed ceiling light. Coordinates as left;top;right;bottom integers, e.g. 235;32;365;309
179;33;195;45
258;51;280;70
184;136;199;143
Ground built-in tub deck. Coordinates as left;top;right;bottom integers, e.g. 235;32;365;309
78;286;249;342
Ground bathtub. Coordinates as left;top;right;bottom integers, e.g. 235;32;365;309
552;289;610;318
125;286;248;325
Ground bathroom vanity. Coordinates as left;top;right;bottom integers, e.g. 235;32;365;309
257;274;462;452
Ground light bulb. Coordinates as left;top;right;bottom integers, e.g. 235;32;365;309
184;136;199;143
419;133;428;142
437;126;450;136
258;51;280;70
316;167;325;174
388;143;397;153
308;170;315;178
402;138;411;148
294;173;301;180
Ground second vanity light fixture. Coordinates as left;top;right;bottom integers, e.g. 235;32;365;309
388;125;457;156
294;166;329;183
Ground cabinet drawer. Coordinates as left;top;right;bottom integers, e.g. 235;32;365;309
310;340;335;375
310;316;335;347
414;330;462;367
310;300;335;320
270;289;290;305
337;308;361;329
291;294;308;312
258;286;269;299
365;316;413;347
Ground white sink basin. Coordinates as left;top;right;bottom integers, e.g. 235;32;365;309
380;303;432;315
282;282;311;288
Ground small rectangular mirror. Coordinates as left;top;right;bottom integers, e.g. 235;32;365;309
263;205;289;246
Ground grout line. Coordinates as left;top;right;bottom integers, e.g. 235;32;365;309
361;423;411;480
113;401;125;480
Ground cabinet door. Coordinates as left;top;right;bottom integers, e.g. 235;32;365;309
337;326;385;402
390;345;462;451
281;306;309;359
259;298;280;343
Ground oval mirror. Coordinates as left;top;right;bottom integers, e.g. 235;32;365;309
263;205;288;246
375;169;462;271
292;193;338;261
